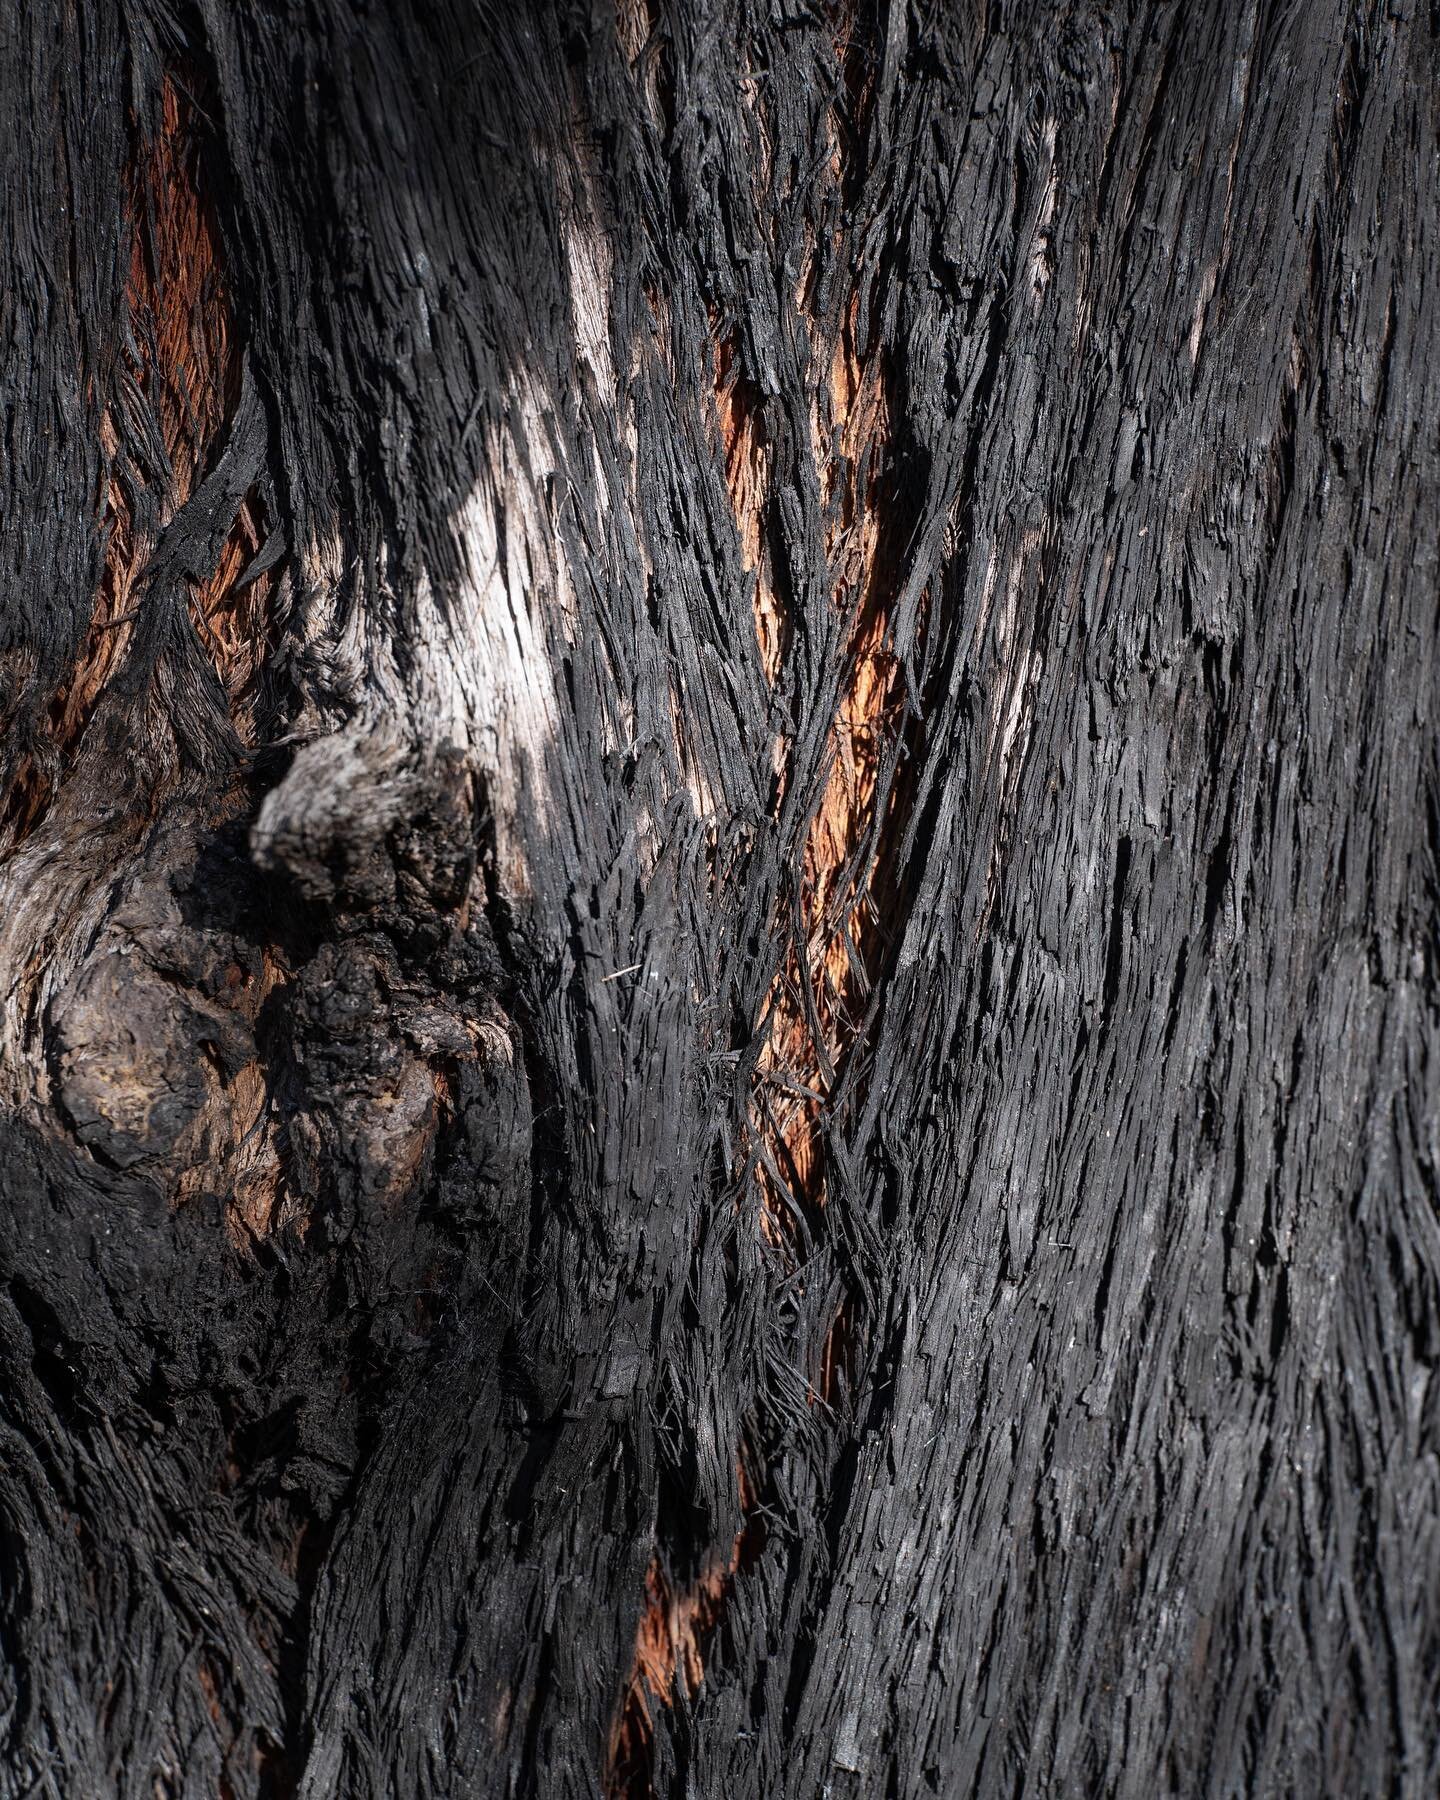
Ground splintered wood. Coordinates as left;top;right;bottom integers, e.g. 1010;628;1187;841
129;79;274;742
605;1558;729;1785
608;15;910;1790
4;75;272;849
758;301;901;1215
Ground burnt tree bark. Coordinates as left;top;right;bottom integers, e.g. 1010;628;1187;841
2;1;1438;1795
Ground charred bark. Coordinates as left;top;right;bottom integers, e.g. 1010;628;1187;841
2;1;1438;1795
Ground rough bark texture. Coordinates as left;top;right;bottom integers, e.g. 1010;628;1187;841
2;1;1438;1795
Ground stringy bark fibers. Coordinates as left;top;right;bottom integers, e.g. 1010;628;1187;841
1;3;1438;1797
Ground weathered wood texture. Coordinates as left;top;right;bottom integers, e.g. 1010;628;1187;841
2;1;1438;1795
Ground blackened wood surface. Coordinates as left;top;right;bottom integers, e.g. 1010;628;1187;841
2;2;1438;1796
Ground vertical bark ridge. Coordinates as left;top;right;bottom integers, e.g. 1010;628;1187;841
2;71;275;851
609;12;935;1786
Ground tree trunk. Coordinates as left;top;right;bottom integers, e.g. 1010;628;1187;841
3;1;1437;1794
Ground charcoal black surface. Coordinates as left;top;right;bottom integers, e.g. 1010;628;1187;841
1;2;1437;1796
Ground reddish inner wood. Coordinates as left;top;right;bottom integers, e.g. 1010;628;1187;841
607;17;914;1787
3;77;274;848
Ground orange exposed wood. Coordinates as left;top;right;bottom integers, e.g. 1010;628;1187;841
714;325;784;686
759;301;902;1218
609;22;917;1790
130;80;234;493
129;78;274;744
606;1560;725;1790
713;307;904;1235
606;1465;764;1795
2;76;274;851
